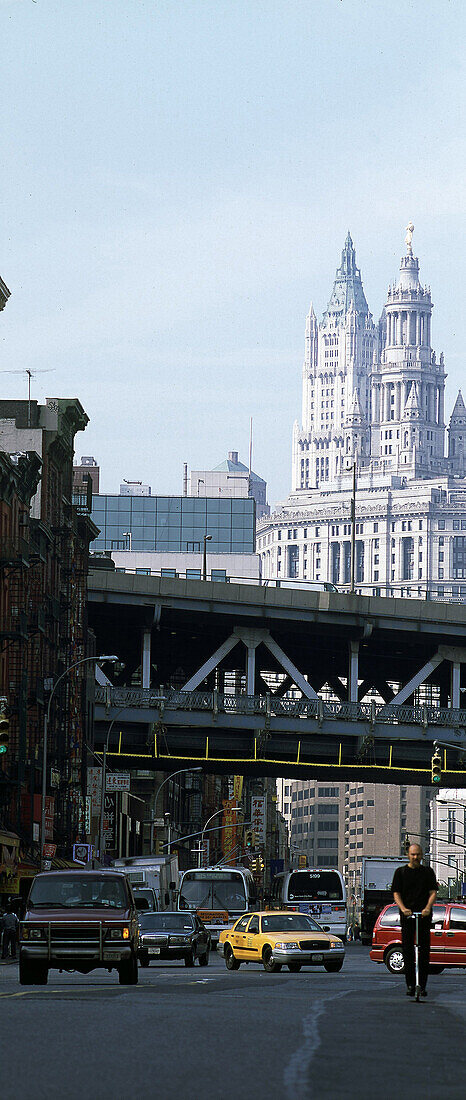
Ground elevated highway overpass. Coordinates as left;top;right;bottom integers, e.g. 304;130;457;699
88;569;466;783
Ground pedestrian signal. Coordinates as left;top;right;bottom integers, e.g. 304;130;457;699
0;705;9;755
431;746;442;785
245;830;254;849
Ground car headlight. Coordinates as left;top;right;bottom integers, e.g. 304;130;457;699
329;941;341;949
108;927;130;940
22;927;45;940
274;941;300;950
170;936;190;945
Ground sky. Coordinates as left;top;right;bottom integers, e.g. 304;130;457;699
1;0;465;504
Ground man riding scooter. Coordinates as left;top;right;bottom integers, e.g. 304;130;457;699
392;844;437;999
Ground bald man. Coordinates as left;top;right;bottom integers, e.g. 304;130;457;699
392;844;437;997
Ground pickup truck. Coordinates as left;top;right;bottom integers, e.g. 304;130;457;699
19;870;139;985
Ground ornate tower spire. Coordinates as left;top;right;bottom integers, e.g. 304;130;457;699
323;233;370;323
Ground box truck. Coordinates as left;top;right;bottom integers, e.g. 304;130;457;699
360;856;402;945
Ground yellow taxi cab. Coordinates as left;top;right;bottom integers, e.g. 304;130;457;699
218;909;345;973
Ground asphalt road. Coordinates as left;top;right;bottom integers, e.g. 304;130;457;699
1;944;466;1099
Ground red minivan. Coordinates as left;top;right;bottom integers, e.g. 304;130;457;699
370;901;466;974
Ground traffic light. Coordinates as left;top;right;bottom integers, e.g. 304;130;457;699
403;833;410;855
0;703;9;755
245;830;255;850
431;745;442;785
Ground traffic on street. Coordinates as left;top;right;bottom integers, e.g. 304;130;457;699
1;943;466;1099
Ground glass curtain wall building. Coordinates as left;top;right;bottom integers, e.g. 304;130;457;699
91;495;256;555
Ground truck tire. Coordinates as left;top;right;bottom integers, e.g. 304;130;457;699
19;958;48;985
119;954;138;985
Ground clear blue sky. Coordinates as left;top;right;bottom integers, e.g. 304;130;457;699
2;0;465;503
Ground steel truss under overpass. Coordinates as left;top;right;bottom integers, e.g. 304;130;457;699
89;571;466;784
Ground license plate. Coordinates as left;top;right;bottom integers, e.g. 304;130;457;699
104;951;122;960
311;953;323;963
148;948;160;955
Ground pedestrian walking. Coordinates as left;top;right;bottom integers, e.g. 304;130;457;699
1;905;19;959
392;844;437;998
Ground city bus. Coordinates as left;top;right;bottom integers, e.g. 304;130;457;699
177;867;256;946
270;868;347;941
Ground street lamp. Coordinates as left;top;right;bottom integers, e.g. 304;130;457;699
197;479;205;497
41;654;118;869
199;806;241;868
202;534;212;581
152;767;202;855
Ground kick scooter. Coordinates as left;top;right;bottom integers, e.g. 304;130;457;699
411;912;422;1002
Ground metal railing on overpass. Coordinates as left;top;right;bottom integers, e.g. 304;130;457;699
95;685;466;731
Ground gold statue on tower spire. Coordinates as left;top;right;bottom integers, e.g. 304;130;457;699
405;221;414;256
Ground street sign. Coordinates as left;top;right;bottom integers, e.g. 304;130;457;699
106;772;130;792
251;795;266;843
73;843;92;864
43;843;56;859
153;818;165;828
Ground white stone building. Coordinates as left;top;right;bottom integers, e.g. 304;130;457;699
430;789;466;894
258;228;466;600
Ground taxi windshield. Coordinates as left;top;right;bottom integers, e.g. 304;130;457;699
29;875;127;910
261;914;322;933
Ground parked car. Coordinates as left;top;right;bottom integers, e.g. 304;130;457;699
218;910;345;972
370;901;466;974
19;870;139;986
137;911;210;967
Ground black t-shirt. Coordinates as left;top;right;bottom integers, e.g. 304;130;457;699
392;863;438;912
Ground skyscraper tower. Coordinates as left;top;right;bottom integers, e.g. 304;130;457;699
371;224;446;475
293;233;376;491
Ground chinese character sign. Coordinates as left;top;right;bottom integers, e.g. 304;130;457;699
233;775;243;803
87;767;102;815
222;799;237;863
251;795;266;844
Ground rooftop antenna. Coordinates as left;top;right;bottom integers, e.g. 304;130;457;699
248;417;253;495
0;367;55;427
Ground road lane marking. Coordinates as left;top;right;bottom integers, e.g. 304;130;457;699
284;991;349;1100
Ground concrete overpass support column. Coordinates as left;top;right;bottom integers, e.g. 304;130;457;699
348;641;359;702
247;647;256;696
142;629;152;689
451;662;461;710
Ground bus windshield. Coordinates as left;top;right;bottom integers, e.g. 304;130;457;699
179;872;247;914
287;871;344;902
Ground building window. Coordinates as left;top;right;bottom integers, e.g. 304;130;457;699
402;537;414;581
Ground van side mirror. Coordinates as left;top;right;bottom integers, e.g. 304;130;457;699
169;881;176;890
164;892;170;906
